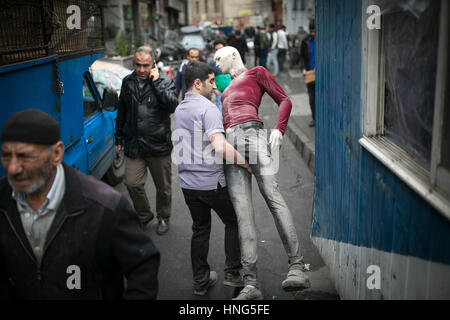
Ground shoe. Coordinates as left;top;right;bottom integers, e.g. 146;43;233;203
308;120;315;127
194;271;218;296
223;272;244;287
232;285;263;300
156;219;169;235
282;267;311;292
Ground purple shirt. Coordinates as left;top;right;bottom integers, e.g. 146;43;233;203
173;92;226;190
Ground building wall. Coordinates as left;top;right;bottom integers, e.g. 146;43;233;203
190;0;225;25
189;0;272;28
103;0;125;31
272;0;283;26
165;0;188;28
225;0;273;28
284;0;314;34
312;0;450;299
103;0;177;53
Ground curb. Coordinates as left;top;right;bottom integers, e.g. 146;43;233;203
285;120;315;174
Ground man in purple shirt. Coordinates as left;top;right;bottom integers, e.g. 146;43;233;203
173;61;251;297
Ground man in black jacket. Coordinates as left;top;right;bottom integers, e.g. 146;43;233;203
299;21;316;127
116;46;178;235
0;109;160;299
227;30;248;65
175;48;200;101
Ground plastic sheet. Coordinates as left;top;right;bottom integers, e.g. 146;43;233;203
442;59;450;168
90;66;132;96
382;0;440;167
378;0;433;19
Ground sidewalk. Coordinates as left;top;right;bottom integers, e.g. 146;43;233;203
275;69;316;174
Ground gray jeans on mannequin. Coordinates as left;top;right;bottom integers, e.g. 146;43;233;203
225;123;304;288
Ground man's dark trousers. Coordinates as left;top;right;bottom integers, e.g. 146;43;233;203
182;185;241;291
307;81;316;121
259;48;268;69
278;48;287;71
254;48;260;67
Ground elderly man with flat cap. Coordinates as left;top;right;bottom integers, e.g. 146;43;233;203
0;109;160;300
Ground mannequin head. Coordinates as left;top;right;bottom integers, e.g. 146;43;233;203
214;46;245;77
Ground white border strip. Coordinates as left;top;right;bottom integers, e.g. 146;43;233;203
312;236;450;299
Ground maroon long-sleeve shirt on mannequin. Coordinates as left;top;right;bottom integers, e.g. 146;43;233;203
221;66;292;133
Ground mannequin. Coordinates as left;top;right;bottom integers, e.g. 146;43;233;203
214;46;310;300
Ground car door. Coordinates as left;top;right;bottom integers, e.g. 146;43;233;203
82;74;115;179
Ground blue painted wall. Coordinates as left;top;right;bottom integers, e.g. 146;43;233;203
312;0;450;265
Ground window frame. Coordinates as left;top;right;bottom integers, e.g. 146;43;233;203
360;0;450;219
214;0;220;14
82;76;101;121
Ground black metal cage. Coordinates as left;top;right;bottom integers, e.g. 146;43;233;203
0;0;105;66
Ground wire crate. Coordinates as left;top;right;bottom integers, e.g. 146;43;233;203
0;0;104;66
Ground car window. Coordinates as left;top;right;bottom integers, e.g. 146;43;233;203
180;35;205;50
83;77;101;121
91;69;122;97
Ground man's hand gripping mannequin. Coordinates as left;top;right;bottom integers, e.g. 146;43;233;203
214;46;310;300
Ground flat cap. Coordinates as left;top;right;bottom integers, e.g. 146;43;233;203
1;109;61;145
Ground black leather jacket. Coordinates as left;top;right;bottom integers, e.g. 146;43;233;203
115;71;178;158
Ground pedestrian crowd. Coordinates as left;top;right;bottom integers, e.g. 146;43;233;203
0;19;316;300
219;22;316;126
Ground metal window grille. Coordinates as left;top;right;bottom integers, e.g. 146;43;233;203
0;0;104;66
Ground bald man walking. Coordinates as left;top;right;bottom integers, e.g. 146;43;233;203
115;46;178;235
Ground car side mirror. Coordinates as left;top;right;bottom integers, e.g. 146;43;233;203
102;88;119;111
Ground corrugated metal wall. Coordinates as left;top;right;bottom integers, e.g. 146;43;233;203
312;0;450;299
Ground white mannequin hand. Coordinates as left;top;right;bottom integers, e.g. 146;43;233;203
269;129;283;150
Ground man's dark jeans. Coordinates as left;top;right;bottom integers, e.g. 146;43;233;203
254;48;260;67
307;81;316;120
182;185;242;291
259;48;268;69
278;48;287;71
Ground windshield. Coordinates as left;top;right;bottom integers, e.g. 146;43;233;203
180;35;205;51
